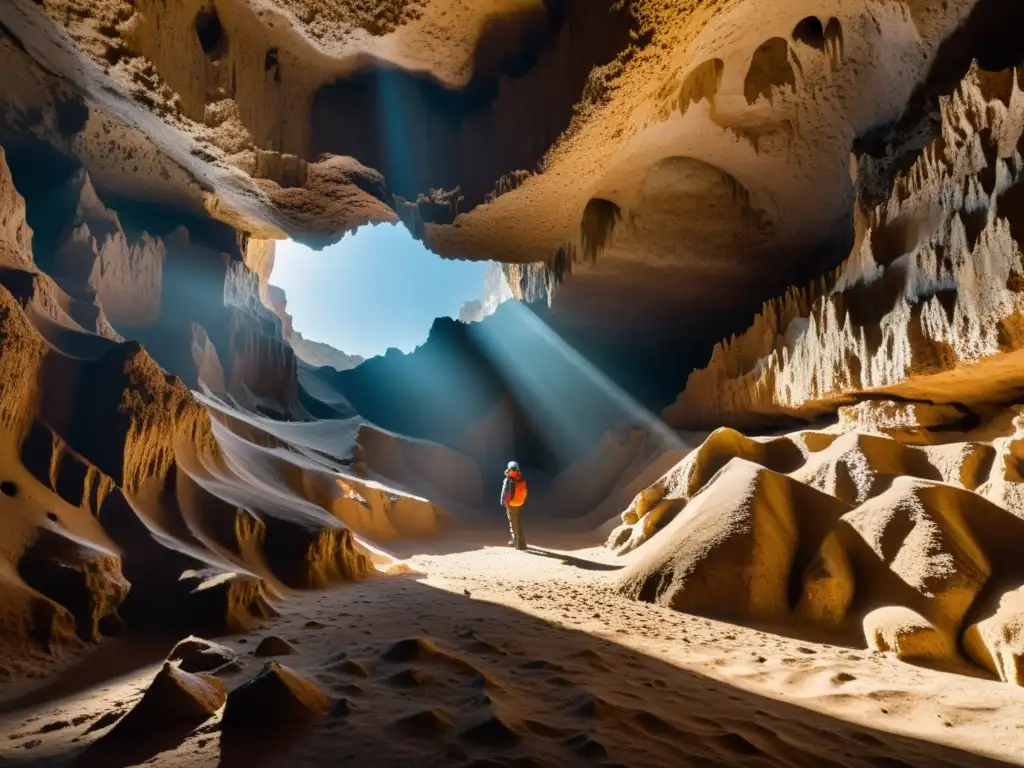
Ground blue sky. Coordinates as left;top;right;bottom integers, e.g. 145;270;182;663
270;223;490;359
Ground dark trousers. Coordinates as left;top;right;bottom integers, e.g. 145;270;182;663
505;504;526;549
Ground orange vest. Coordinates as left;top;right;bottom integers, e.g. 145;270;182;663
507;471;528;506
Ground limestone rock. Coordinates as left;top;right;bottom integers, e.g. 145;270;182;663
0;146;32;268
254;635;298;657
836;400;971;443
260;521;375;589
51;170;164;326
181;572;279;635
963;588;1024;686
107;661;226;736
222;662;331;726
167;636;241;673
840;478;992;632
863;606;955;663
0;0;984;344
668;64;1024;430
617;459;849;623
607;427;804;554
795;533;855;627
17;529;131;642
790;432;941;506
613;416;1024;685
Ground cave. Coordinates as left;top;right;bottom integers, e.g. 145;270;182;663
2;1;1024;764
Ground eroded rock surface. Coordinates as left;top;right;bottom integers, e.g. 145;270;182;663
615;406;1024;684
669;62;1024;429
0;0;993;350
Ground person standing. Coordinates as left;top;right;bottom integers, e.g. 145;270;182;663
500;461;528;550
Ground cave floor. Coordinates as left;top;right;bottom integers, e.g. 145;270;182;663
1;529;1022;767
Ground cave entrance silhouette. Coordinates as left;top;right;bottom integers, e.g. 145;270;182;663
270;223;502;363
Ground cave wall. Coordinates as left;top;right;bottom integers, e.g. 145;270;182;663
669;61;1024;430
0;129;312;421
0;0;990;370
1;0;1024;679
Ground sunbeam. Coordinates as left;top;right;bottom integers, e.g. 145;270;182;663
469;300;685;470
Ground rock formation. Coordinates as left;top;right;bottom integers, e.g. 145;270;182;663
167;635;241;673
606;37;1024;693
0;144;469;668
617;409;1024;674
1;0;1024;747
289;331;364;372
667;62;1024;430
458;261;512;323
222;662;331;726
0;0;993;352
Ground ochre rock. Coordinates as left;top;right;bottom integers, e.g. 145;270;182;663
222;661;331;726
617;458;849;623
863;606;956;663
964;587;1024;686
668;64;1024;430
254;635;298;657
167;635;241;673
106;661;226;735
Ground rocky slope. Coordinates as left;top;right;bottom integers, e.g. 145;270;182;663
289;331;364;371
613;403;1024;686
667;62;1024;430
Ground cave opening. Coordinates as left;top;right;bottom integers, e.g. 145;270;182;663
271;222;692;483
269;223;504;364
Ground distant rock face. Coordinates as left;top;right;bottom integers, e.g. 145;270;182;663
289;330;364;371
327;301;672;477
51;170;164;326
242;239;363;373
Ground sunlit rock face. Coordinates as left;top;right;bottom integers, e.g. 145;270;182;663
0;0;1020;433
669;61;1024;430
0;0;998;357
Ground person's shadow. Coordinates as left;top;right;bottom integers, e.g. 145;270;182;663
525;546;623;572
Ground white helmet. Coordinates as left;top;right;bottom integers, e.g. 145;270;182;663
507;461;520;472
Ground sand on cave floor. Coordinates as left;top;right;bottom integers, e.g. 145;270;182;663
1;528;1023;768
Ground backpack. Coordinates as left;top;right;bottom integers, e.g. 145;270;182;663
508;475;528;506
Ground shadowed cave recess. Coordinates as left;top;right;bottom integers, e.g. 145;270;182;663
4;0;1024;765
